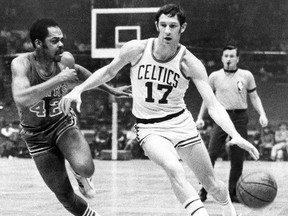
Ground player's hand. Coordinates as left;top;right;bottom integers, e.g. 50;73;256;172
111;85;132;97
196;118;205;129
57;67;79;82
228;135;260;160
259;115;268;128
59;87;82;115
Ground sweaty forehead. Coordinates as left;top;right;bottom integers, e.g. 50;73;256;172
47;26;63;38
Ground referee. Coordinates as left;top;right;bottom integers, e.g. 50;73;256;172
196;45;268;202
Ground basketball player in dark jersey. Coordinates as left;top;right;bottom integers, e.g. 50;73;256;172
11;19;130;216
59;4;258;216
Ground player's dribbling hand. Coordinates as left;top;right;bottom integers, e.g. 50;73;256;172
228;135;260;160
59;87;82;115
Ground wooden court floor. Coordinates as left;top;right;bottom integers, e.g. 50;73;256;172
0;158;287;216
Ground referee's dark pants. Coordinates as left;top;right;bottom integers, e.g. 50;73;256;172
208;109;248;196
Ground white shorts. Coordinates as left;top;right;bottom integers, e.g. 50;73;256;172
135;109;202;149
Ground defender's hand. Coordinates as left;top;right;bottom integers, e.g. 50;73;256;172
228;135;260;160
59;88;82;115
112;85;132;97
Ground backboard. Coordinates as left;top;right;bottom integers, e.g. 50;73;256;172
91;7;159;58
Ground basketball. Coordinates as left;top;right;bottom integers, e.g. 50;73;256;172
236;172;277;208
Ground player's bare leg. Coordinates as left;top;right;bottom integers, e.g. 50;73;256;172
69;165;96;199
33;147;100;216
178;142;237;216
58;128;96;199
142;135;209;216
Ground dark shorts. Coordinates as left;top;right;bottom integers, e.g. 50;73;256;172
20;113;78;157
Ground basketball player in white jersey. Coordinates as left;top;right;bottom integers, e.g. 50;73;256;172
60;4;259;216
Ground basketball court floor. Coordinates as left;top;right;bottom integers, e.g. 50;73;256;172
0;158;287;216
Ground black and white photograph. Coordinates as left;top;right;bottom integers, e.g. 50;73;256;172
0;1;287;215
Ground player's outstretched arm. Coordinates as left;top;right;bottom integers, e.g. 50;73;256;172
182;51;259;160
75;63;132;97
59;39;144;115
101;85;132;98
228;136;259;160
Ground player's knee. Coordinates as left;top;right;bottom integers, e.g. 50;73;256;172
73;161;95;178
80;165;95;178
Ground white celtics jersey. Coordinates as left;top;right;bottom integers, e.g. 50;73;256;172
130;38;189;119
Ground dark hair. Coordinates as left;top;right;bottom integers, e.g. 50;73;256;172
155;4;186;26
29;18;59;48
222;45;239;56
